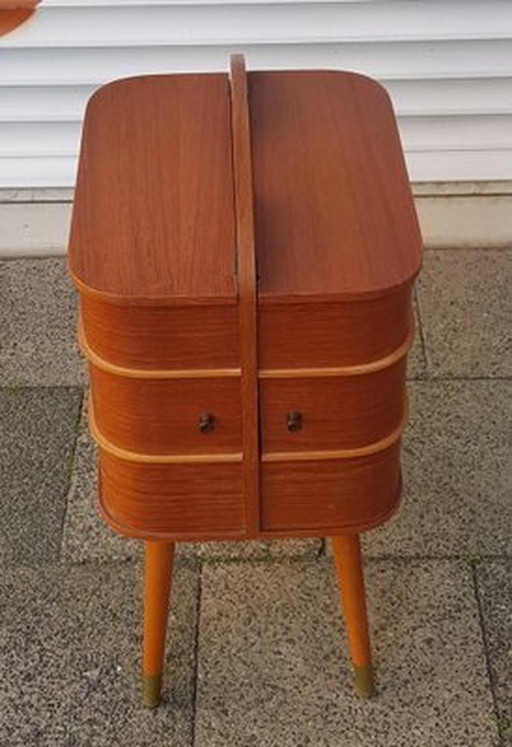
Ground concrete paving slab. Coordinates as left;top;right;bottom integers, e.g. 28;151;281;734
0;258;85;386
267;538;323;559
417;249;512;378
195;559;498;747
0;387;82;566
476;560;512;746
0;561;198;747
363;380;512;558
179;540;274;562
61;397;138;563
179;538;322;562
415;195;512;249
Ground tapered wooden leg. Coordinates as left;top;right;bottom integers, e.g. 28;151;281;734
331;534;375;698
143;541;174;708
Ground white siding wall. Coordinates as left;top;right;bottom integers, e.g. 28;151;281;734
1;0;512;188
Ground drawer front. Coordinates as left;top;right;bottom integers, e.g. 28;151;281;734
90;365;242;455
261;442;401;533
258;289;412;369
81;297;240;370
260;358;406;454
99;452;245;538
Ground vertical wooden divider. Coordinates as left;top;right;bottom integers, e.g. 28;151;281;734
229;54;261;537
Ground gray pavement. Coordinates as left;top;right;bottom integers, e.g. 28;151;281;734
0;251;510;746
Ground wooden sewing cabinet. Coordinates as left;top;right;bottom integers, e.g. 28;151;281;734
68;57;422;708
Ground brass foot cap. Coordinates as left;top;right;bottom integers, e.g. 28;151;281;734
354;664;376;699
143;674;162;708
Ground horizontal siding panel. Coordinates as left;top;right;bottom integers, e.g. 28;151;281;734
4;116;512;159
2;78;512;123
0;158;77;188
400;115;512;152
385;78;512;116
0;123;80;158
5;2;512;48
2;41;511;87
0;1;511;186
408;150;512;182
0;86;96;122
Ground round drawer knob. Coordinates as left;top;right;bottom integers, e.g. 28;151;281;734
198;413;215;433
286;411;303;432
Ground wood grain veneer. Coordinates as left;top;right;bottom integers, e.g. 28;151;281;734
69;74;237;305
258;289;413;369
261;442;401;533
79;296;240;370
259;321;413;379
80;324;240;379
70;65;421;542
99;453;245;537
260;358;407;453
249;71;422;303
89;365;242;455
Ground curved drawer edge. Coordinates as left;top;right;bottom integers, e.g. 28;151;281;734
260;319;414;379
262;475;403;537
78;319;241;380
89;396;242;465
262;400;408;462
94;469;403;541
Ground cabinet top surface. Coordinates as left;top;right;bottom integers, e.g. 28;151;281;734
68;74;237;305
68;70;422;305
251;71;422;301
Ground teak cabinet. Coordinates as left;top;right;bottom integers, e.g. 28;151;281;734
68;56;422;708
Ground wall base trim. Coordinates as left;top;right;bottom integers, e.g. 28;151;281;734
0;184;511;257
416;194;512;249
